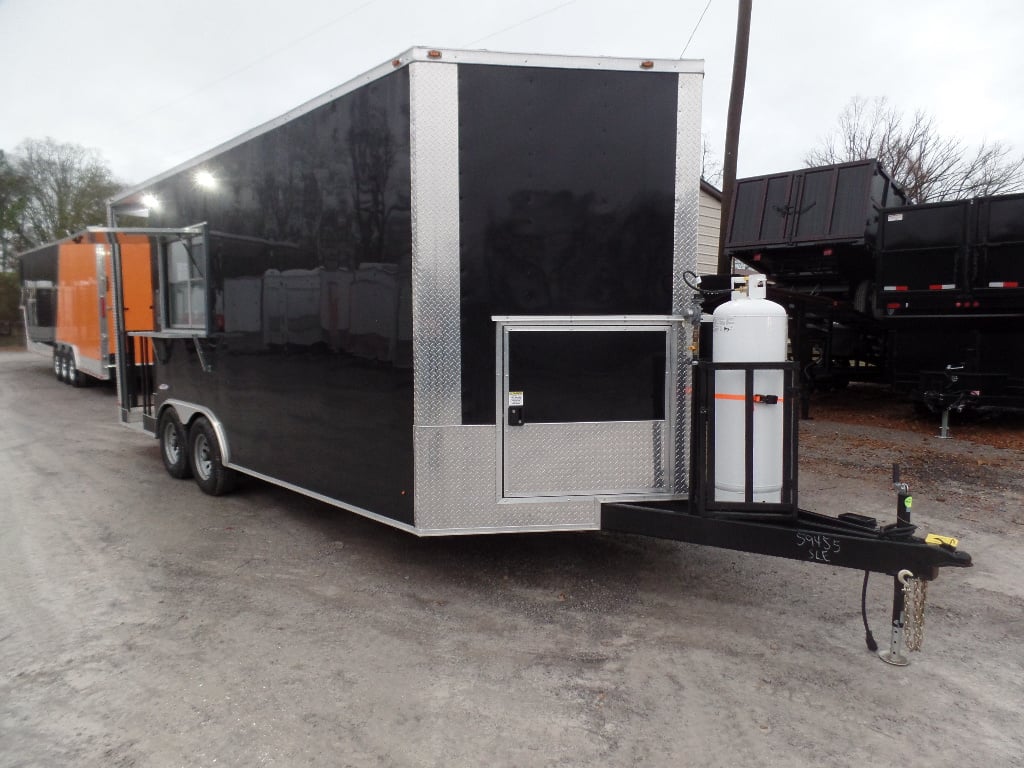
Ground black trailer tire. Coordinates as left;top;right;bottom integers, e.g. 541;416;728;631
159;410;192;479
53;349;62;380
59;350;70;384
188;416;236;496
68;355;82;388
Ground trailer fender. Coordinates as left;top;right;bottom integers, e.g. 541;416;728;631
159;400;232;465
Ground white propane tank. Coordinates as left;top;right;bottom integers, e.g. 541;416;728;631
712;274;788;502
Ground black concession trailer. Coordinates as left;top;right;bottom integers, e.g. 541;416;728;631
110;48;705;533
104;49;967;660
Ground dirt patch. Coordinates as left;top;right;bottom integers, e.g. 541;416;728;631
807;383;1024;451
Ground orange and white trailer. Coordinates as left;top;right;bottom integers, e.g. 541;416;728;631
20;231;155;386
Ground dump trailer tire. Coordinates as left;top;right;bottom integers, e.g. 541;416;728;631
52;350;61;380
188;416;236;496
159;410;192;479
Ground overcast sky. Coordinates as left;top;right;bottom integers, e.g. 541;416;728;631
1;0;1021;189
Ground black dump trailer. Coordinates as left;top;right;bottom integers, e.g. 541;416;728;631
877;194;1024;411
724;161;904;390
102;49;967;659
726;159;905;307
725;160;1024;412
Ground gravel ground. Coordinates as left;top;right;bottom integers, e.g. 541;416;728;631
1;350;1021;768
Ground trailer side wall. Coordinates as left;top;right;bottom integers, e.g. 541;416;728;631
140;67;415;524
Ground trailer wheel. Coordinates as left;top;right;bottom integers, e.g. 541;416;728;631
159;410;192;479
188;416;236;496
58;350;70;383
67;355;82;388
53;349;62;380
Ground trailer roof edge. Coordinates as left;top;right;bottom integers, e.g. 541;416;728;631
109;46;704;209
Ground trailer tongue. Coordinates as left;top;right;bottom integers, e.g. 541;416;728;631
607;276;970;664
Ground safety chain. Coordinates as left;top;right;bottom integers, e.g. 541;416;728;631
903;575;928;652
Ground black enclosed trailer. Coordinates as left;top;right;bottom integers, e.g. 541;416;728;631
103;50;968;661
109;48;706;533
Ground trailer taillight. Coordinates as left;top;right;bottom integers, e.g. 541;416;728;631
822;248;833;257
886;303;901;310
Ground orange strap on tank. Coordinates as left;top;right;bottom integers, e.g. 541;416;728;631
715;393;784;403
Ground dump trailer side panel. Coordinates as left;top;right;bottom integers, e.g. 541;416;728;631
728;160;903;250
726;160;904;298
878;195;1024;409
974;193;1024;312
877;200;970;316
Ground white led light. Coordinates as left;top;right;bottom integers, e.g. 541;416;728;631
194;170;217;189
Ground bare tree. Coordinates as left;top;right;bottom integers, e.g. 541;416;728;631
701;133;723;187
0;150;28;271
806;96;1024;203
12;138;122;248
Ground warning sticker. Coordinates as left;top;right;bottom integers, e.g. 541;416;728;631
887;213;904;222
508;391;524;407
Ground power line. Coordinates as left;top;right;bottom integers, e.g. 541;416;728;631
463;0;578;48
121;1;378;132
680;0;713;57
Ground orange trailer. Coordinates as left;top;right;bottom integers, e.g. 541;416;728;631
20;231;156;386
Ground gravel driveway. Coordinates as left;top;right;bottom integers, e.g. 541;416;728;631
1;350;1021;767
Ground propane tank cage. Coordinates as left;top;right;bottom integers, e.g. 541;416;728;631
690;359;800;520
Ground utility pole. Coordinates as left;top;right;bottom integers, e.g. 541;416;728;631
717;0;752;275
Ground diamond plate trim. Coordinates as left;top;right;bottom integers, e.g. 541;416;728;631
503;421;667;497
414;425;599;532
410;62;462;428
672;72;703;494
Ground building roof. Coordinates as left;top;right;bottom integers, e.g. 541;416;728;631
700;179;722;201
